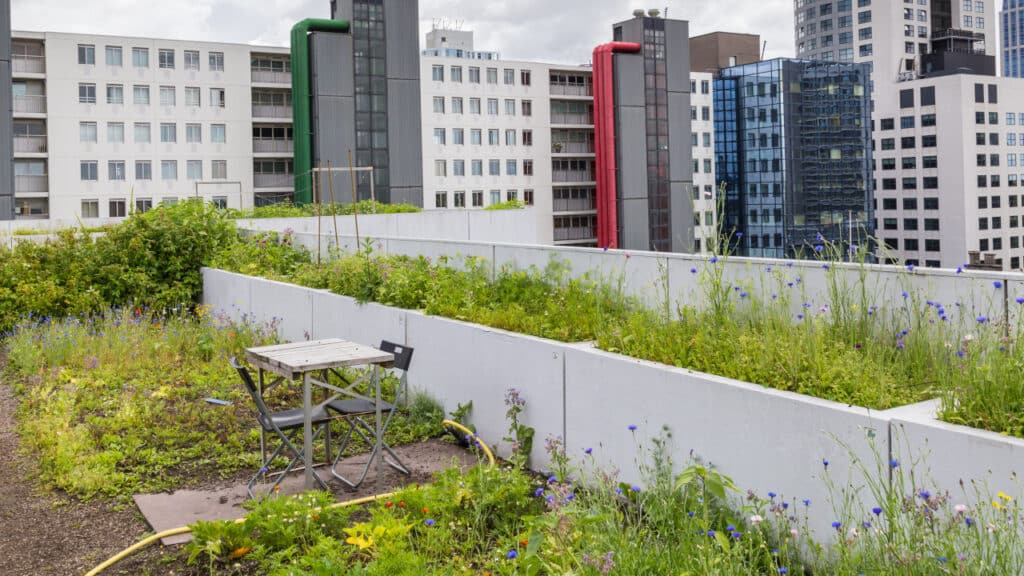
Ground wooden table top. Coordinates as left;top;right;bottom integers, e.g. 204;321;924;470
245;338;394;379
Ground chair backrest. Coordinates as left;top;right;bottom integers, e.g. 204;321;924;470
230;357;274;419
379;340;414;373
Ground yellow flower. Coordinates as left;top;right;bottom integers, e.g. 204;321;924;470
998;492;1013;502
228;546;251;559
345;534;374;550
992;499;1004;510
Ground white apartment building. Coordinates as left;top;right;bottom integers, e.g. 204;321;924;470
690;72;717;254
12;31;293;220
872;75;1024;269
420;28;595;246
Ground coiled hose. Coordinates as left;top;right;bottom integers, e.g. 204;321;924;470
85;419;493;576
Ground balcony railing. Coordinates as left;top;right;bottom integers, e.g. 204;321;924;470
13;95;46;114
14;174;48;193
253;139;294;154
550;113;594;125
252;104;293;119
251;69;292;84
550;84;592;97
14;135;47;153
553;197;596;212
254;173;294;188
12;55;45;74
552;141;595;154
554;226;596;241
552;170;596;183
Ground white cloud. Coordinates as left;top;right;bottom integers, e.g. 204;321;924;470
13;0;795;60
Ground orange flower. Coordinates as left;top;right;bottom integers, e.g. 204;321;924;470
273;485;280;492
398;501;406;508
229;332;235;339
520;539;528;547
422;507;429;514
228;546;251;559
385;501;394;508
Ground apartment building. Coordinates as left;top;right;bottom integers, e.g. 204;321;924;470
0;1;12;219
420;28;597;246
691;72;718;253
11;30;294;220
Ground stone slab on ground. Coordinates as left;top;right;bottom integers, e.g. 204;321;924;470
134;439;481;545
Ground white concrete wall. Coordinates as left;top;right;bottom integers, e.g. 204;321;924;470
204;267;1024;537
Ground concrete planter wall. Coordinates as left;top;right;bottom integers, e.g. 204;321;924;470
205;267;1024;535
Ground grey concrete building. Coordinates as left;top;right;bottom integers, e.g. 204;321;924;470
595;11;692;252
690;31;761;75
0;0;13;219
319;0;422;206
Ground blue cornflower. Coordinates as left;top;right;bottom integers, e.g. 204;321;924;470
901;291;909;299
736;232;744;238
977;316;987;323
816;233;824;242
862;521;871;529
631;485;641;493
823;264;830;270
823;459;829;469
707;530;716;537
507;550;518;559
787;282;794;287
995;281;1004;289
768;491;777;499
797;314;804;320
732;531;742;539
782;502;789;509
786;262;794;267
957;350;965;358
779;568;788;574
1018;297;1024;305
726;525;736;532
937;557;948;564
965;517;974;527
687;511;695;518
584;447;593;455
566;493;575;501
548;476;557;484
628;424;637;431
814;245;824;253
956;266;963;274
535;488;545;497
889;459;899;469
740;292;748;298
803;499;811;506
690;268;697;274
710;256;719;264
831;521;841;530
907;264;915;271
425;519;435;526
873;506;883;515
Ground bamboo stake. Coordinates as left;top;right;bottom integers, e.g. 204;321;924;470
316;160;323;266
348;150;360;248
327;160;340;252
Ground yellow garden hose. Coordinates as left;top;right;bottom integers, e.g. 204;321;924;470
85;420;492;576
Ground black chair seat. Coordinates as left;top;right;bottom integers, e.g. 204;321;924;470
258;405;332;432
326;398;395;415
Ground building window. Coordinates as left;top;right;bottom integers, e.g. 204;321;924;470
454;190;465;207
471;130;482;146
433;128;446;145
432;96;445;114
211;124;226;143
133;85;150;105
507;189;518;201
212;160;227;179
184;50;200;71
185;86;201;107
523;159;533;176
521;70;532;85
432;64;444;82
471;160;482;176
80;160;98;181
106;83;124;104
472;190;483;207
451;97;463;114
469;67;480;83
504;68;515;85
186;123;202;143
505;99;516;116
487;67;498;84
78;44;95;65
488;98;499;115
523;129;533;146
489;159;500;176
80;121;97;142
505;129;516;146
453;128;464;145
469;98;481;115
489;129;499;146
158;48;175;69
108;122;124;143
135;160;152;180
187;160;203;180
160;123;177;143
453;159;464;176
451;66;463;83
434;160;446;177
160;85;176;106
506;160;517;176
210;88;226;107
102;46;123;67
108;198;126;217
522;100;532;116
81;200;99;218
134;123;151;143
78;83;97;104
161;160;177;180
132;47;149;68
211;196;227;209
922;135;937;147
435;192;447;208
209;52;224;71
135;198;153;213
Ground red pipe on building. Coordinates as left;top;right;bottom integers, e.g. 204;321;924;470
592;41;640;249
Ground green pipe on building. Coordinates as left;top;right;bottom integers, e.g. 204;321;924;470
290;18;350;205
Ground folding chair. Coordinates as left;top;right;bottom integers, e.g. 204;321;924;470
230;357;333;498
327;341;414;488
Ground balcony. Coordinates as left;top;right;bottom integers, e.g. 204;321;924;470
552;141;595;154
13;95;46;114
553;196;596;212
12;55;45;74
254;173;294;188
552;170;596;183
251;69;292;84
252;104;293;119
15;174;48;193
550;84;592;97
553;225;596;242
550;113;594;126
253;139;294;154
14;135;47;154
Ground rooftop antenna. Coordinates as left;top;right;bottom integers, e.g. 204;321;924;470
761;40;767;60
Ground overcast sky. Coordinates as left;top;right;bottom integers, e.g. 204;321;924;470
12;0;795;63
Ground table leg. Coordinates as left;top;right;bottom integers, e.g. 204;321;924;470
303;372;314;490
374;364;383;492
258;368;266;475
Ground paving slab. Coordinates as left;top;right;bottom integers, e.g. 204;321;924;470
134;439;481;545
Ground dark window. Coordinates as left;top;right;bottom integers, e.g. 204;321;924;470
990;133;1000;145
989;112;999;125
994;237;1003;249
900;89;914;108
979;217;988;229
921;113;936;126
980;238;989;250
978;175;988;188
925;239;940;251
900;116;915;129
924;197;938;209
904;239;919;251
903;198;917;210
903;218;918;230
976;133;986;145
988;84;998;104
922;135;936;147
881;138;895;150
979;196;988;209
881;118;895;130
902;157;916;169
882;158;896;170
975;83;985;103
883;178;897;190
1013;256;1020;270
992;175;1001;187
884;218;898;229
923;177;938;189
902;177;917;189
884;238;898;250
920;86;935;106
925;260;941;268
922;155;937;168
1012;196;1019;207
991;154;1001;166
977;154;987;167
883;198;897;209
924;218;939;231
976;111;986;125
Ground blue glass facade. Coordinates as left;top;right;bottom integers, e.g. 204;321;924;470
1003;0;1024;77
714;59;873;258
